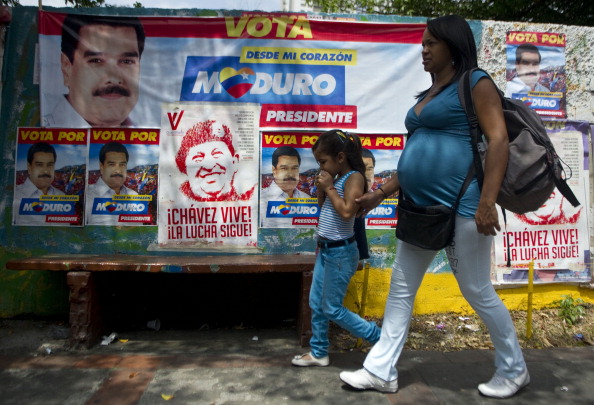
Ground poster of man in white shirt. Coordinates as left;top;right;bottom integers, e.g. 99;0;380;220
259;131;403;229
41;13;145;128
260;145;311;228
504;31;566;117
13;129;87;226
85;131;159;226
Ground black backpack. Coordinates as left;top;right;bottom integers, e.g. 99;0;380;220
458;68;580;214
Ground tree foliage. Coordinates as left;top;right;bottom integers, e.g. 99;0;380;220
2;0;591;26
1;0;122;7
64;0;105;7
307;0;594;26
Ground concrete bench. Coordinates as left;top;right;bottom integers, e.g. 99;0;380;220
5;254;315;348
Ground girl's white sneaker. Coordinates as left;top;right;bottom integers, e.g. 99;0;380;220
291;352;329;367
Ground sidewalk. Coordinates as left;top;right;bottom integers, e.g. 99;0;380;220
1;320;593;405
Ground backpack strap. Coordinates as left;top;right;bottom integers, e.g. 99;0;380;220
553;173;581;207
457;68;488;190
458;69;514;267
501;209;512;267
453;164;476;211
399;163;475;211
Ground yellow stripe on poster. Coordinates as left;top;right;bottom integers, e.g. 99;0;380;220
240;47;357;65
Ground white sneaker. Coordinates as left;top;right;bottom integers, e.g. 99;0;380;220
340;368;398;393
291;352;329;367
478;369;530;398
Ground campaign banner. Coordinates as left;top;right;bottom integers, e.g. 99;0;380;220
158;102;260;250
493;120;590;283
260;131;318;228
505;31;566;118
38;11;428;133
260;131;403;228
361;134;404;229
13;127;87;226
85;128;159;226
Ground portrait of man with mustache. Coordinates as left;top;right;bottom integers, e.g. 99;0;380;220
43;14;145;128
260;145;311;228
13;142;65;225
85;141;138;225
505;43;551;97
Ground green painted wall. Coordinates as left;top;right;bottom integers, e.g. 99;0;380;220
0;6;432;318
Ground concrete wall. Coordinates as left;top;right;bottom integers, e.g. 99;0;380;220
0;7;592;321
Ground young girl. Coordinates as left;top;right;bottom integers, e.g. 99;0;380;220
292;129;381;367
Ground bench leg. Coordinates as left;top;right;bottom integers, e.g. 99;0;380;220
67;271;105;348
297;271;313;347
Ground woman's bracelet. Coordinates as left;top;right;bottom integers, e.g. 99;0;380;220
377;186;388;198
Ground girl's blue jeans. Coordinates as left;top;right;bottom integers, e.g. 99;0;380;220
309;240;381;358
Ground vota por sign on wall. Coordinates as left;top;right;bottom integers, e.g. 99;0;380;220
259;131;404;229
13;128;87;226
37;12;429;133
505;31;567;118
85;128;159;226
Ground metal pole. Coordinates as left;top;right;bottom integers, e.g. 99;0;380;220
360;261;371;317
356;261;371;347
526;260;534;339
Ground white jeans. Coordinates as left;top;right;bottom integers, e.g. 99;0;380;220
364;216;526;382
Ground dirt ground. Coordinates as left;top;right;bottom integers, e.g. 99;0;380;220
331;305;594;353
1;305;592;356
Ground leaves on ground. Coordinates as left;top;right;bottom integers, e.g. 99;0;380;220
330;307;593;352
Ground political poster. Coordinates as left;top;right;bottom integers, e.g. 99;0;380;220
37;12;428;133
85;128;159;226
158;102;260;250
13;127;86;226
259;131;403;229
493;120;590;283
259;131;318;228
505;31;567;118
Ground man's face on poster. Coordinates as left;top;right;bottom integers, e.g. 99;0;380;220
363;156;375;190
28;152;56;193
516;190;581;225
185;140;239;199
516;50;541;90
100;151;128;192
61;24;140;127
525;190;563;223
272;155;300;196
